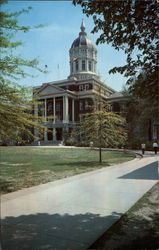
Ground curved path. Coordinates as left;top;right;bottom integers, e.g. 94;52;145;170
1;154;159;249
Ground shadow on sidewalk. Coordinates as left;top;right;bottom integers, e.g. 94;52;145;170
1;211;122;250
119;161;159;180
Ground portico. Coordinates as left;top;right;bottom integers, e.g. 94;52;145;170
34;90;76;143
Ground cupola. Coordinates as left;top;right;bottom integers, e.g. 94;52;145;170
68;21;98;80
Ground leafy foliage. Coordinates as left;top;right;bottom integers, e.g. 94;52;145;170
73;0;158;103
126;96;158;145
0;3;45;143
74;92;127;162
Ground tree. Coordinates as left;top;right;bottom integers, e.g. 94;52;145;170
73;0;158;103
125;95;158;146
121;84;159;146
0;3;46;143
74;93;127;163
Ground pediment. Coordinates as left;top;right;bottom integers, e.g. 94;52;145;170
37;84;65;96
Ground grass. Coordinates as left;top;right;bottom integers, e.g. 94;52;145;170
0;146;135;194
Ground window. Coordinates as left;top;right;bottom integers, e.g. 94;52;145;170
82;60;85;71
79;100;84;110
85;100;89;110
120;103;126;111
47;99;53;115
79;85;84;91
80;114;85;122
89;61;92;71
56;102;61;112
75;60;78;71
85;84;89;90
71;62;73;73
56;114;62;121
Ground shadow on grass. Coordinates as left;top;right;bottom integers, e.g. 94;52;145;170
51;161;110;168
118;161;159;181
89;212;159;250
1;212;122;250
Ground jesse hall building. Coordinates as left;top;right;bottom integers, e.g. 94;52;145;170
33;21;158;144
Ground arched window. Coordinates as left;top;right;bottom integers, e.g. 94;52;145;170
75;60;78;71
82;60;85;71
79;85;84;91
89;61;92;71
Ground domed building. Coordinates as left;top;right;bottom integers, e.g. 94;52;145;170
33;21;158;144
69;20;98;80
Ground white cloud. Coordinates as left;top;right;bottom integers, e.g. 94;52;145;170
31;23;77;36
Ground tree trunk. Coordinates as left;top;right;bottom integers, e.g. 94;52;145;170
99;147;102;163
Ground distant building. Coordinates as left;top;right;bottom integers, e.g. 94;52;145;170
33;21;158;144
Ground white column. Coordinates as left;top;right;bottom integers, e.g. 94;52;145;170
73;61;76;74
95;62;97;73
63;96;65;122
86;59;88;72
44;99;47;122
34;102;38;141
53;97;56;142
79;59;82;72
44;99;47;142
53;97;56;123
63;95;69;123
72;99;74;123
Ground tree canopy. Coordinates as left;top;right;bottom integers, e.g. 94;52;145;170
74;93;127;163
0;3;45;143
73;0;158;103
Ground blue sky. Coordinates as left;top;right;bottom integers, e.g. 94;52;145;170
2;1;128;91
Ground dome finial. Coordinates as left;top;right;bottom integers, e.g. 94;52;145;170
80;19;85;32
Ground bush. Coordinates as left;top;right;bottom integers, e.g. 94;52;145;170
74;140;89;147
65;137;75;146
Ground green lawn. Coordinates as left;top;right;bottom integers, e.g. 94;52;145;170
0;146;135;194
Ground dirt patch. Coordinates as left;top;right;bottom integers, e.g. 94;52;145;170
89;182;159;250
0;162;31;166
38;170;51;173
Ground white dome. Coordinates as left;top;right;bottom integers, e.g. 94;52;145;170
71;21;96;50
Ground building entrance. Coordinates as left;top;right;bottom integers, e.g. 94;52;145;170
56;128;62;141
47;129;53;141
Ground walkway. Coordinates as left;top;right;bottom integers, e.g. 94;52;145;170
1;155;159;250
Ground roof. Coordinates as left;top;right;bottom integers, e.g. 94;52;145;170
71;36;95;49
71;21;96;50
110;92;123;98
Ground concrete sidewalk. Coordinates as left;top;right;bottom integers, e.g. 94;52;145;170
1;156;159;250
